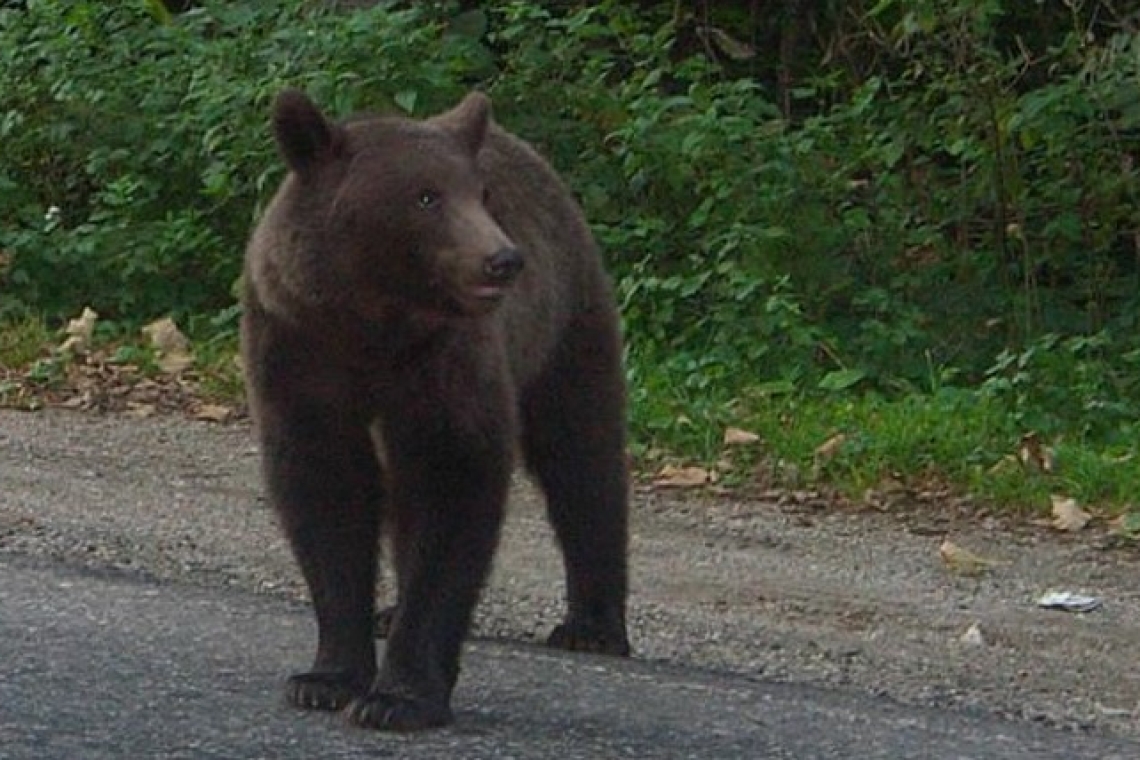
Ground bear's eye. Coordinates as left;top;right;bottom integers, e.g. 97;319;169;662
416;189;440;210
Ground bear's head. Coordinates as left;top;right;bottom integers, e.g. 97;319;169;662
264;89;522;321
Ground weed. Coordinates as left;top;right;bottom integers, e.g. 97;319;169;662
0;316;51;369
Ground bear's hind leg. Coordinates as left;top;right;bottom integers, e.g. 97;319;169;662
522;313;631;656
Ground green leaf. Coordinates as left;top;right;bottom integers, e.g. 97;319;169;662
394;90;418;114
143;0;173;26
819;369;867;392
753;380;795;396
449;10;488;39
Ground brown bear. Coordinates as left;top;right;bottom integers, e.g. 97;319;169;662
240;88;631;732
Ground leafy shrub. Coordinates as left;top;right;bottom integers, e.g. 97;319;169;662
980;331;1140;444
3;0;1139;468
0;0;473;321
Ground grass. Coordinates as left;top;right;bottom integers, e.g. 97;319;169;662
1052;443;1140;508
189;330;245;403
0;315;52;369
0;316;57;405
633;362;1140;522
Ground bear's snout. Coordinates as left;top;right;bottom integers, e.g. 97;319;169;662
482;247;524;285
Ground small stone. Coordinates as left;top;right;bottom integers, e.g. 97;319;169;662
959;622;985;646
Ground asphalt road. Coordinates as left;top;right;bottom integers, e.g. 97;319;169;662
1;554;1135;759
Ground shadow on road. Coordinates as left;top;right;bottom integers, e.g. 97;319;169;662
1;555;1134;760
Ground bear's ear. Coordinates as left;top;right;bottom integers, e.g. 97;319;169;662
271;89;343;178
435;91;492;157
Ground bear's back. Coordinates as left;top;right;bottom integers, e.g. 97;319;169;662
479;125;618;388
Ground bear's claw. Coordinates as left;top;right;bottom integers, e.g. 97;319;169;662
347;691;453;732
285;671;369;712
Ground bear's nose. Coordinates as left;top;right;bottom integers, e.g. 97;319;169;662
483;247;524;284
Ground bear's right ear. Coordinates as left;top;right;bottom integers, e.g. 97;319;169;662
271;89;343;178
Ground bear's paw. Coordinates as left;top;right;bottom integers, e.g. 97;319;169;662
285;670;369;712
547;615;631;657
347;690;453;732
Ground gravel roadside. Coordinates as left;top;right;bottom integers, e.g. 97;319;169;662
2;408;1138;742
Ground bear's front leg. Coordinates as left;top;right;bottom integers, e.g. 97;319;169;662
257;404;384;712
346;397;512;731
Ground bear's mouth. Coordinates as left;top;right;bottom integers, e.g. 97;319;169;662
447;281;509;317
470;283;506;302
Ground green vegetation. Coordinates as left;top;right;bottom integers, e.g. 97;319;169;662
1;0;1138;520
0;315;51;369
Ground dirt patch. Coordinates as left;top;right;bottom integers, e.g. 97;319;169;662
1;408;1137;741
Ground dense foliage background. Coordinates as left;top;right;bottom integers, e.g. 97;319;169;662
2;0;1138;510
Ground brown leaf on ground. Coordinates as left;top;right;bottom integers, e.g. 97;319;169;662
194;404;233;423
1;338;244;421
723;427;760;446
142;317;194;375
59;307;98;354
653;464;713;489
814;433;847;461
863;474;908;511
1050;495;1091;532
126;401;157;418
939;539;1003;577
1017;431;1057;473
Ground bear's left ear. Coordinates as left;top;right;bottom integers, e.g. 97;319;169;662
271;89;344;179
435;91;492;157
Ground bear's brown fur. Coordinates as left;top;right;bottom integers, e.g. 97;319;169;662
241;89;630;732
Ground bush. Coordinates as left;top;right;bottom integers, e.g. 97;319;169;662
2;0;1139;466
0;0;474;321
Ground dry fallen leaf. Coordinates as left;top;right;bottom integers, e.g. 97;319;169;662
653;464;712;489
1050;495;1091;532
723;427;760;446
142;316;189;353
814;433;847;461
1017;431;1057;473
157;352;194;375
194;404;232;423
59;307;98;354
126;401;156;418
939;539;1003;577
142;317;194;374
863;475;908;511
